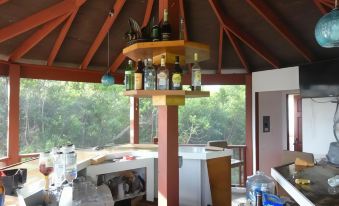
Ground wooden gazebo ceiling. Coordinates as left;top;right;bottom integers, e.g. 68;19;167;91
0;0;338;74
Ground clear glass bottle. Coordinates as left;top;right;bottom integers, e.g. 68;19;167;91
65;151;77;186
157;55;169;90
191;53;202;91
124;60;134;90
144;58;156;90
171;56;183;90
53;151;65;188
246;171;275;205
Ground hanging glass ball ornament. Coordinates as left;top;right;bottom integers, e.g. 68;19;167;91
315;7;339;48
101;73;115;86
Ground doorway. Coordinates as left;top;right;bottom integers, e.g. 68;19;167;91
287;94;303;151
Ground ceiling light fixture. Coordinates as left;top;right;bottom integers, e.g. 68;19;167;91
101;12;115;86
315;0;339;48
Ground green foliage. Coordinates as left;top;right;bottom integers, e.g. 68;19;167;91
0;77;8;157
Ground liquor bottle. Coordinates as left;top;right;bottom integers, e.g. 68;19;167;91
171;56;183;90
161;9;171;41
191;53;202;91
144;58;157;90
157;55;169;90
125;60;134;90
134;59;144;90
179;17;185;40
0;175;5;206
152;24;160;42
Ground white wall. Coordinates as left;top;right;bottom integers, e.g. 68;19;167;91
258;91;288;175
302;98;337;159
252;67;299;172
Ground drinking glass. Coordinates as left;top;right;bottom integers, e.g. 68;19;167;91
39;152;54;191
65;152;77;187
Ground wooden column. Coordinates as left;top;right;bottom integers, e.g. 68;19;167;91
157;105;179;206
245;74;253;177
7;64;20;165
130;97;139;144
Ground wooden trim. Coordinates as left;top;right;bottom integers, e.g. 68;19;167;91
130;97;139;144
225;29;250;73
286;94;290;151
7;64;21;165
245;74;253;176
217;25;223;74
0;0;80;43
313;0;328;14
255;92;259;170
0;0;8;5
246;0;314;62
208;0;280;68
142;0;155;27
9;14;70;62
0;63;8;76
48;10;79;66
81;0;126;69
319;0;335;8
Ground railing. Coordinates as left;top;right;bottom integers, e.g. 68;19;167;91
227;145;247;187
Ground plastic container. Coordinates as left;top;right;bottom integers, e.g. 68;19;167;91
246;171;276;205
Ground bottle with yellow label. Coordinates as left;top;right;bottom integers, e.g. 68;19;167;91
134;59;144;90
171;56;182;90
157;55;169;90
191;53;201;91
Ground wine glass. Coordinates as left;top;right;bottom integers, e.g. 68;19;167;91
39;152;54;191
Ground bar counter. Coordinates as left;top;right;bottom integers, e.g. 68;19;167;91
271;163;339;206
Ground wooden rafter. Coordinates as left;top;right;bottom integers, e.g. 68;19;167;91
109;0;155;73
0;0;82;43
47;9;79;66
218;25;223;74
319;0;335;8
246;0;314;62
314;0;328;14
80;0;126;69
179;0;188;40
225;29;250;73
9;14;70;62
0;0;9;5
208;0;280;69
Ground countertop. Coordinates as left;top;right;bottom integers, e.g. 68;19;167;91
271;163;339;206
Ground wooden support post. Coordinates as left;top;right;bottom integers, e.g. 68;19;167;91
7;64;20;165
245;74;253;177
130;97;139;144
157;105;179;206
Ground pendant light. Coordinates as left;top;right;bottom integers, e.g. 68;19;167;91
101;13;115;86
315;0;339;48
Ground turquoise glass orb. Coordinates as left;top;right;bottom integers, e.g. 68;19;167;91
315;8;339;48
101;73;115;86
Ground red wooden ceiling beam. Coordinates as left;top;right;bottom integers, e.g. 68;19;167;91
80;0;126;69
217;25;223;74
208;0;280;69
9;14;69;62
313;0;328;14
109;0;155;73
0;0;9;5
47;9;79;66
225;29;250;73
0;0;82;43
246;0;315;62
179;0;188;40
319;0;335;8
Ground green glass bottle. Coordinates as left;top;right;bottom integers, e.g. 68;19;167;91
124;60;134;90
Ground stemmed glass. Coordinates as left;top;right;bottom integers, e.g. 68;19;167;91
39;152;54;191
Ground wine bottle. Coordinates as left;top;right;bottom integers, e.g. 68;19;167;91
125;60;134;90
134;59;144;90
161;9;171;41
157;55;169;90
191;53;202;91
144;58;156;90
171;56;183;90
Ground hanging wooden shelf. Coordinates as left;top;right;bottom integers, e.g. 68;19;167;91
124;90;210;106
122;40;210;65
